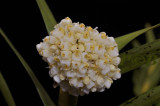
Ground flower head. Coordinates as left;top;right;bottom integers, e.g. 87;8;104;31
36;17;121;96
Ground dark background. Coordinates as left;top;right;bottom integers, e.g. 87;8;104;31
1;1;160;106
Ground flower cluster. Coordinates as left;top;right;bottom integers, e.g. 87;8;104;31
36;17;121;96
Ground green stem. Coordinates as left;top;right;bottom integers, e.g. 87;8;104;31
58;88;78;106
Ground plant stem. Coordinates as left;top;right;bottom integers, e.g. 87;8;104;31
58;88;78;106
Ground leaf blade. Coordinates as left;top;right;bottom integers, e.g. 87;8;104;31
132;24;160;96
120;85;160;106
0;72;16;106
120;39;160;74
36;0;57;33
115;23;160;51
0;28;56;106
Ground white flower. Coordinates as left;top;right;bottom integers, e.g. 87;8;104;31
61;51;72;59
36;17;121;96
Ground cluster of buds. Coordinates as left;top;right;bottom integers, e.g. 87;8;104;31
36;17;121;96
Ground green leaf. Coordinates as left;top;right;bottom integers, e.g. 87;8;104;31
132;24;160;96
0;28;56;106
0;72;16;106
120;85;160;106
120;39;160;74
36;0;57;33
115;23;160;51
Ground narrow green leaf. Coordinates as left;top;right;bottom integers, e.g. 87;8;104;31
0;72;16;106
120;39;160;74
145;23;156;42
58;88;78;106
132;24;160;96
120;85;160;106
115;23;160;51
0;28;55;106
36;0;57;33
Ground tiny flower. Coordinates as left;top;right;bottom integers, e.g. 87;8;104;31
36;17;121;96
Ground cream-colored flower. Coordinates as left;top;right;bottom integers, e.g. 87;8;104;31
36;17;121;96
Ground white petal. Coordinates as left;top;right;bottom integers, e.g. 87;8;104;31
79;69;87;74
113;72;121;79
81;52;88;62
88;70;95;78
98;88;105;92
96;59;105;69
112;57;121;65
78;44;85;52
60;60;71;67
69;78;78;87
72;61;81;69
87;81;95;89
76;73;85;78
53;75;61;83
79;64;87;74
72;51;82;61
79;36;90;43
60;42;71;51
107;71;115;78
36;43;42;51
63;36;76;44
71;44;78;51
59;73;65;80
52;29;64;39
77;82;84;88
66;71;75;78
91;87;97;92
83;76;91;85
47;56;54;64
101;65;110;75
49;66;59;77
104;79;112;89
110;64;116;71
59;17;72;26
94;45;106;56
41;50;52;57
61;51;72;59
82;88;90;94
96;76;104;87
108;47;119;57
70;23;84;33
90;75;98;81
50;45;58;52
49;36;58;44
90;29;99;40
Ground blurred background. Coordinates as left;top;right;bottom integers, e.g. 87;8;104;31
1;1;160;106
